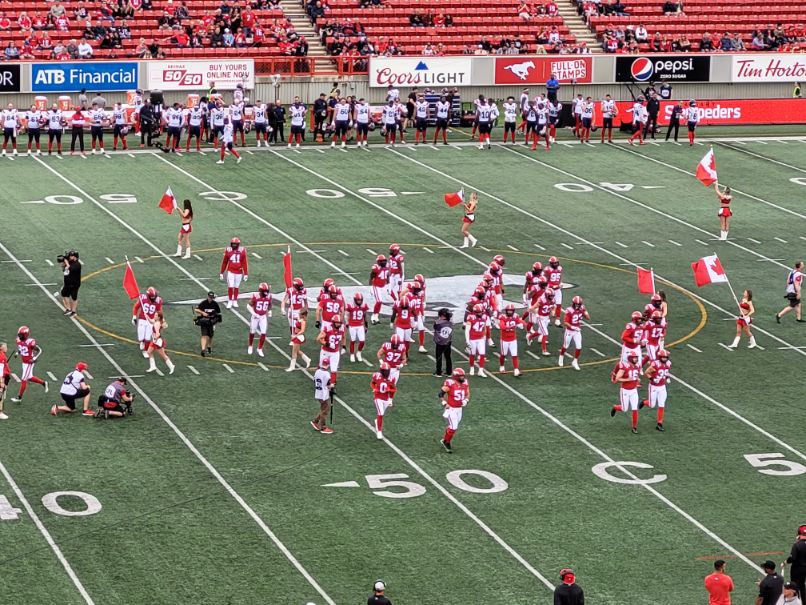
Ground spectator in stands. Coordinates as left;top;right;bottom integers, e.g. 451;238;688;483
54;13;71;31
100;29;122;49
719;32;733;51
18;11;32;32
135;36;148;57
574;41;591;54
31;13;48;31
174;1;190;21
433;13;447;27
662;0;684;15
142;0;154;9
700;31;714;51
91;19;108;40
678;34;691;51
50;2;67;21
751;30;767;50
422;43;435;56
223;28;235;46
37;32;53;51
478;36;493;52
148;38;165;58
118;22;131;40
74;2;89;21
731;33;745;51
547;25;562;46
409;12;425;27
651;31;663;51
78;37;93;58
66;38;79;58
116;2;135;21
211;26;225;47
461;43;473;55
635;24;648;43
604;0;628;16
4;41;19;60
518;1;532;22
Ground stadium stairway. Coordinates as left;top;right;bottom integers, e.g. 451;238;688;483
559;1;601;51
281;0;338;73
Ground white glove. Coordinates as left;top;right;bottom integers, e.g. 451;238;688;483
268;310;273;318
131;316;137;326
219;273;224;280
243;275;248;282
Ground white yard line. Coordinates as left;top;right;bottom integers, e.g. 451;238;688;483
687;344;702;353
668;240;681;247
614;241;628;248
187;366;200;375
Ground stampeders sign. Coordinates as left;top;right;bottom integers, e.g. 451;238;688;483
369;57;473;87
494;56;592;85
594;99;805;127
731;54;806;83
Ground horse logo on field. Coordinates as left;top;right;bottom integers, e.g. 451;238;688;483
504;61;536;81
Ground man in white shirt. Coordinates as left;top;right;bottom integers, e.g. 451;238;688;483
216;118;242;164
53;362;92;416
77;39;93;58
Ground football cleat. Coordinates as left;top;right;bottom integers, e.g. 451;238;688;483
350;353;356;363
257;349;264;358
478;368;487;378
247;346;253;355
418;345;427;353
571;359;580;371
356;351;363;362
631;428;638;434
320;426;333;434
513;368;521;377
440;439;452;453
610;407;617;418
468;367;475;376
499;365;506;373
656;423;664;432
558;355;564;367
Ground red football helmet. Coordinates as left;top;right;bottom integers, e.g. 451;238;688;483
482;273;494;284
376;254;387;266
390;334;403;346
379;361;391;371
493;254;506;267
627;351;639;362
331;315;342;326
631;311;644;323
258;282;270;295
327;284;338;298
293;277;304;289
473;303;484;315
452;368;466;381
389;244;400;255
146;286;158;301
572;295;583;309
658;349;670;360
537;276;548;288
504;303;515;316
532;261;543;274
545;287;555;298
474;286;486;299
488;261;500;274
320;357;330;367
17;326;30;340
353;292;364;303
652;310;663;322
548;256;559;267
230;237;241;249
414;273;425;284
323;278;335;289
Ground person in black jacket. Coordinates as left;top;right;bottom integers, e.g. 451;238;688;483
139;99;157;147
665;100;683;142
313;93;328;141
272;101;286;143
554;568;584;605
643;92;660;139
367;580;392;605
787;525;806;600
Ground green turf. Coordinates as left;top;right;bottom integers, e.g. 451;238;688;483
1;128;805;605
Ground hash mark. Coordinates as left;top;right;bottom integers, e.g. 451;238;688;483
668;240;682;246
718;343;734;352
590;348;605;358
560;243;573;250
686;344;702;353
695;239;709;246
423;247;434;254
188;366;199;375
338;249;349;256
251;252;262;259
366;248;377;255
258;362;269;371
46;372;58;381
774;237;788;244
105;257;114;264
615;241;628;248
134;256;144;263
533;243;546;251
222;364;235;374
507;244;519;251
193;254;203;261
747;238;762;244
526;351;541;360
641;241;655;248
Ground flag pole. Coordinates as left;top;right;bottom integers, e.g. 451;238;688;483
651;268;656;294
715;252;741;309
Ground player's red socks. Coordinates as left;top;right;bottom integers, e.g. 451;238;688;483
18;381;27;398
376;415;384;431
248;333;255;346
513;356;519;370
443;427;456;443
657;408;665;423
499;354;505;367
478;356;485;368
358;341;365;351
574;349;581;359
349;341;355;354
469;354;475;368
419;331;425;346
550;124;556;139
688;131;695;145
258;335;265;349
373;302;381;314
541;339;548;354
631;411;638;429
231;148;241;159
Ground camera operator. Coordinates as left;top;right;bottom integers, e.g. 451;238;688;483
194;291;222;356
59;250;81;317
53;361;92;416
96;376;133;418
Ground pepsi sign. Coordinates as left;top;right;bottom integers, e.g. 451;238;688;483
616;56;711;82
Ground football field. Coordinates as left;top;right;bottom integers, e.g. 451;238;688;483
1;129;806;604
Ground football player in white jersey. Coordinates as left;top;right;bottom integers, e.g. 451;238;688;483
288;96;306;148
331;97;351;148
230;101;245;146
684;99;699;146
531;101;550;151
46;104;64;155
579;96;594;144
381;100;400;146
185;101;203;152
216;118;242;164
628;97;647;146
470;94;483;140
600;94;617;143
502;96;518;144
164;102;184;152
434;95;450;145
1;103;19;156
413;94;429;145
89;102;107;154
210;101;225;147
572;93;584;138
24;104;43;155
547;100;560;142
353;98;371;147
475;96;493;150
252;99;269;147
394;99;407;143
111;102;129;151
518;88;530;133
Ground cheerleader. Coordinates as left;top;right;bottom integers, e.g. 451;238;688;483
146;313;176;374
174;199;194;259
460;192;479;248
716;182;732;241
729;289;756;349
287;308;312;372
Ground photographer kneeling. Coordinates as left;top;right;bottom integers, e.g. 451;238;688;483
96;377;133;419
194;291;222;356
60;250;81;317
53;362;92;416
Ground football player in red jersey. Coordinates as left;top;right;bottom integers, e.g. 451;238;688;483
498;304;524;376
390;294;415;353
523;261;543;306
439;368;470;453
543;256;564;325
643;349;671;431
247;282;273;357
145;313;175;375
317;316;345;384
317;284;344;333
559;296;590;371
466;303;489;377
610;350;643;434
387;243;405;301
620;311;646;367
729;289;757;349
645;310;668;362
377;334;407;384
286;308;312;371
0;342;10;419
527;286;554;356
282;277;308;333
132;287;164;357
408;278;428;353
371;362;398;440
10;326;48;403
369;255;390;324
219;237;248;309
346;292;369;362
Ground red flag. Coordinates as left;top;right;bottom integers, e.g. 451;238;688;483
636;267;655;294
696;149;718;186
282;246;293;289
122;261;140;299
158;187;178;214
444;189;464;208
691;254;729;287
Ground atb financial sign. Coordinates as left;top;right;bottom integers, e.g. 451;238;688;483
32;62;138;92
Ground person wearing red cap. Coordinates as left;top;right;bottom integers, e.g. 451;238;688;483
786;525;806;600
53;362;92;416
705;559;734;605
554;568;584;604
